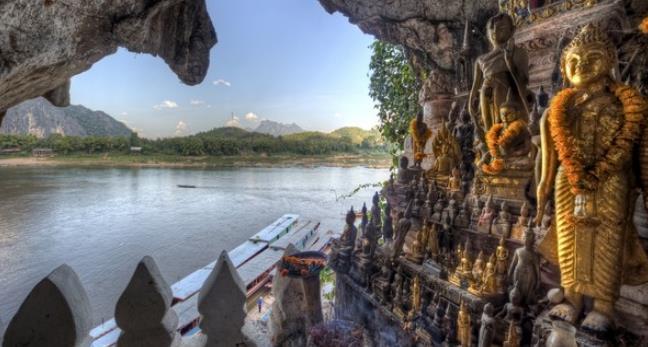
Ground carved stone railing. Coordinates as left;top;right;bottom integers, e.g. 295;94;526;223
2;251;256;347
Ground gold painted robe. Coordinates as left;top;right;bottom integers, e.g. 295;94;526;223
539;92;648;302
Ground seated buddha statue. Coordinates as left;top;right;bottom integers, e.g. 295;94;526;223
481;90;532;175
477;195;496;233
493;201;512;237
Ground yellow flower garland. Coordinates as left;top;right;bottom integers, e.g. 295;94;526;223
548;83;648;194
481;119;527;174
640;17;648;34
409;118;432;161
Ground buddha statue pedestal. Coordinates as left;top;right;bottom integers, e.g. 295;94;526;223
473;168;534;207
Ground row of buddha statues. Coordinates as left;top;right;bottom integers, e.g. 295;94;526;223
331;9;648;345
402;11;648;336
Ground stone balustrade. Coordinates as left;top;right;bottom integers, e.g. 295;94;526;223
2;251;257;347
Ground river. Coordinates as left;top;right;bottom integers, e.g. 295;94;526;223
0;166;388;326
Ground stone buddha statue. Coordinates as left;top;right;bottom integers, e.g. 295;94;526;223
427;223;440;262
477;195;496;233
468;13;530;145
454;201;471;228
478;303;495;347
393;203;413;260
535;24;648;332
481;91;532;175
382;201;394;242
410;110;432;168
372;263;393;304
370;192;382;231
493;201;512;237
407;223;429;264
333;208;358;273
508;223;540;306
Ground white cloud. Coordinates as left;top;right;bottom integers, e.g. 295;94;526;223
190;99;205;106
175;121;189;136
225;116;241;128
213;79;231;87
334;112;342;118
244;112;259;122
154;100;179;110
120;112;128;116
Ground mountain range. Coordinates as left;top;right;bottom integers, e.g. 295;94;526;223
1;98;132;138
249;120;304;137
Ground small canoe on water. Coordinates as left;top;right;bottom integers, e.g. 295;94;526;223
177;185;197;188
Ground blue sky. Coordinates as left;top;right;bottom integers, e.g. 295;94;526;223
70;1;377;138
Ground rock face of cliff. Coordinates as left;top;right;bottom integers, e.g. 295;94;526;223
0;0;217;117
318;0;497;72
1;98;132;138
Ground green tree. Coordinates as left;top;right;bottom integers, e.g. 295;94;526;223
368;40;422;147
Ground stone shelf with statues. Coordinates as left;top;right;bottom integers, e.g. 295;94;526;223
327;3;648;346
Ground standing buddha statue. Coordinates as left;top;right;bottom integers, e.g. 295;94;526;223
468;13;531;144
535;24;648;332
456;300;471;347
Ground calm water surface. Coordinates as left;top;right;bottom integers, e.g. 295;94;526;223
0;166;388;326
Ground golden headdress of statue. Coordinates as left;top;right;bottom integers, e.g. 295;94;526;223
560;23;616;78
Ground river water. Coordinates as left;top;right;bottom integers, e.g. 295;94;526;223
0;166;388;326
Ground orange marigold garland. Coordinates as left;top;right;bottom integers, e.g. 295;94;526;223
481;119;527;174
640;17;648;34
410;118;432;161
548;83;648;194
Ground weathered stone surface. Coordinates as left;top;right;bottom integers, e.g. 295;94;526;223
197;250;255;347
0;0;216;116
3;264;92;347
115;256;180;347
318;0;496;71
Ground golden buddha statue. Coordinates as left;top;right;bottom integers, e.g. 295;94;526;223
535;24;648;332
408;276;422;320
468;13;531;144
431;121;461;176
407;223;429;264
457;300;471;347
480;254;498;295
471;251;485;289
409;110;432;168
502;320;521;347
481;90;531;175
495;235;510;290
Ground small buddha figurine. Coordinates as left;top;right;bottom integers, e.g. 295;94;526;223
420;196;433;222
502;320;522;347
470;197;483;227
443;199;459;225
370;192;382;231
388;172;395;192
397;156;411;184
359;203;369;238
508;222;540;306
382;201;394;242
481;90;531;175
477;195;496;233
427;181;439;204
440;214;455;257
392;203;413;259
495;235;510;290
454;201;471;228
456;300;471;347
493;201;512;237
454;243;474;289
431;198;444;223
498;285;525;323
433;143;456;176
471;251;486;291
478;303;495;347
408;276;422;320
407;223;429;264
535;24;648;331
350;237;373;287
448;167;462;193
410;110;432;168
334;207;358;273
427;223;440;262
511;201;530;240
481;255;498;294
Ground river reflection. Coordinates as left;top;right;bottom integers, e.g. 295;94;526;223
0;166;388;325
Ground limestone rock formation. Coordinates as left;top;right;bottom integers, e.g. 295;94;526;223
0;0;217;119
317;0;497;71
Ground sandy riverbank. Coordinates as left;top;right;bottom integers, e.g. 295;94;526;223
0;154;393;169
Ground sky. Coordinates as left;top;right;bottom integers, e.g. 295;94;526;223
70;0;378;138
